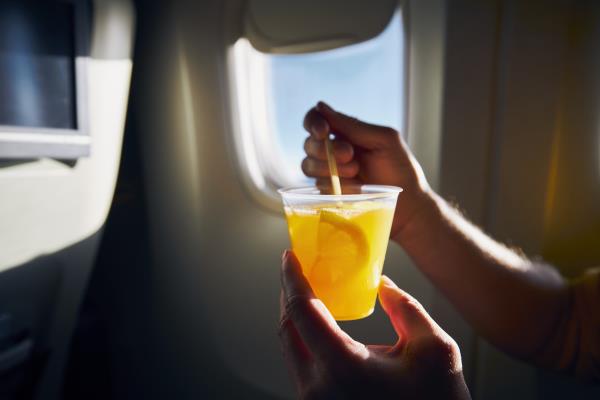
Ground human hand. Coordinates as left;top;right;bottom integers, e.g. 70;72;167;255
302;102;433;241
278;250;470;400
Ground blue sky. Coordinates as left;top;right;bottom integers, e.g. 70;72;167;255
265;12;404;180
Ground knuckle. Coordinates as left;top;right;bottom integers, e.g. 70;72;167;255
301;158;312;175
303;137;312;153
416;334;461;369
304;110;328;138
277;312;293;339
391;296;422;316
334;145;352;163
381;126;399;136
284;294;311;320
434;337;459;359
340;162;358;178
303;109;316;126
302;115;311;131
340;142;354;159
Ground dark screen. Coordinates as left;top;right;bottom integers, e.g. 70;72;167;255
0;0;77;130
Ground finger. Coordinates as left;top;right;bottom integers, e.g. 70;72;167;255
378;276;439;341
279;291;313;383
316;101;398;149
281;250;355;365
303;107;330;140
301;157;359;179
304;137;354;163
316;178;362;194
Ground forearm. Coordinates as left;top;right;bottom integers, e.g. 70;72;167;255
393;191;570;360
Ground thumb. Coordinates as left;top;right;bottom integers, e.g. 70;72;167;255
378;275;438;340
316;101;397;149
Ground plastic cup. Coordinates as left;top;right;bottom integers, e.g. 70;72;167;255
279;185;401;321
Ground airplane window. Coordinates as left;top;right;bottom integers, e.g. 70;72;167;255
230;10;404;196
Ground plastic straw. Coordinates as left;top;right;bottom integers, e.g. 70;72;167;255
325;137;342;195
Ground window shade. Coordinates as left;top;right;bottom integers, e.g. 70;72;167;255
244;0;398;53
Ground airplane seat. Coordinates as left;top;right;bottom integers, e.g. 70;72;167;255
0;1;134;399
62;87;149;400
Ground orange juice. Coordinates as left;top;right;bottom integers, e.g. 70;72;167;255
284;201;395;320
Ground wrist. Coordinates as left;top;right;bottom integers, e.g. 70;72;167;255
392;188;443;253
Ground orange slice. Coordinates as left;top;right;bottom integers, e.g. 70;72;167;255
309;208;369;285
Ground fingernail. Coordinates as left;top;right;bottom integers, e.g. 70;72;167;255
381;275;397;289
282;249;290;262
316;101;333;113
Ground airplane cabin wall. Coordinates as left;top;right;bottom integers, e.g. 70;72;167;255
537;1;600;396
73;0;600;398
541;0;600;277
440;0;600;398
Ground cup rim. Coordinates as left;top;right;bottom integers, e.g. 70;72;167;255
278;184;402;201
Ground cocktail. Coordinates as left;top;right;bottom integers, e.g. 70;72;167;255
279;185;401;320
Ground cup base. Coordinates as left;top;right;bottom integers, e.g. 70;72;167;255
333;307;374;321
